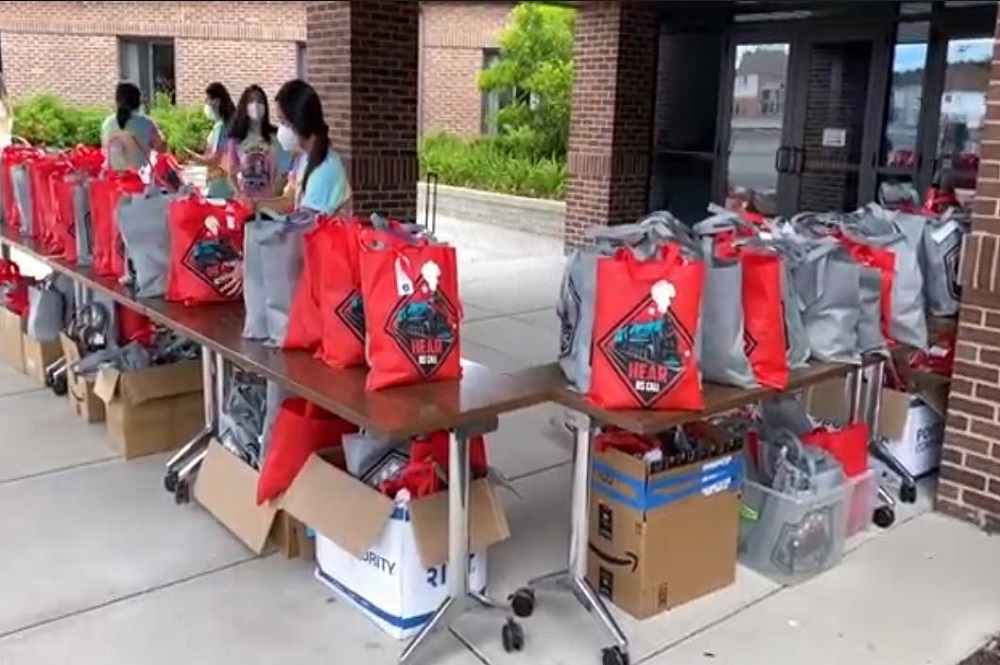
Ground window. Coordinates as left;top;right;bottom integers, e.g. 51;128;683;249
296;42;307;80
481;48;510;135
118;38;176;106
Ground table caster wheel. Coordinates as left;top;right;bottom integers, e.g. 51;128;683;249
174;481;190;505
164;471;178;493
501;618;524;653
873;505;895;529
900;483;917;504
509;587;535;618
51;374;67;397
602;646;629;665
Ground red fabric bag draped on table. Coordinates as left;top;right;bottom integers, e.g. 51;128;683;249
359;229;463;391
50;147;104;262
166;194;248;305
89;170;144;278
589;244;705;411
28;156;72;252
256;397;358;505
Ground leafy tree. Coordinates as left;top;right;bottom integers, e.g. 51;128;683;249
478;2;575;159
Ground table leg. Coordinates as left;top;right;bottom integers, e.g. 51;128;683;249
528;412;629;657
866;359;918;503
165;348;221;498
399;427;506;664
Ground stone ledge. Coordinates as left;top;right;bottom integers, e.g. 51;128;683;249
417;182;565;238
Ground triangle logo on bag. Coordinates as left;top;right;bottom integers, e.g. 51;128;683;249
335;289;366;343
943;242;961;301
597;279;693;408
385;260;459;378
181;223;242;296
559;275;581;360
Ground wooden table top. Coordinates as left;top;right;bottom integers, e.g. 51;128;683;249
514;360;872;436
1;229;553;440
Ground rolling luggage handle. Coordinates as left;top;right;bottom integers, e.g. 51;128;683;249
423;171;438;235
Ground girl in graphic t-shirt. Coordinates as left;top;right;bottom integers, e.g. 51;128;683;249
224;85;292;204
185;82;236;199
100;82;165;172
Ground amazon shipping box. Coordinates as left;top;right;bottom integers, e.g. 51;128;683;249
587;432;741;620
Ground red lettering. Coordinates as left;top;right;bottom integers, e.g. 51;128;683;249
627;362;670;382
411;339;444;355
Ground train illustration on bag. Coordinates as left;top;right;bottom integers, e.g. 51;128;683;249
395;299;453;340
612;318;682;369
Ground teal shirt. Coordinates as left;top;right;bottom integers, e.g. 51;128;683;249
100;113;161;172
205;120;232;199
294;150;349;214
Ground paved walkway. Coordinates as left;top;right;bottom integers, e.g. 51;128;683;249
0;218;998;664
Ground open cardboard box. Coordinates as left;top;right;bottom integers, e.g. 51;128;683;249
93;360;204;459
0;307;25;373
59;333;105;423
22;332;62;385
195;439;511;565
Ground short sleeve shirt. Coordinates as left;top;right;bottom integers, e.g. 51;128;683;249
226;131;291;198
294;150;349;214
101;114;160;172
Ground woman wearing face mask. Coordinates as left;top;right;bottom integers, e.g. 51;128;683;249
251;79;350;215
101;82;166;172
224;85;291;203
185;82;236;198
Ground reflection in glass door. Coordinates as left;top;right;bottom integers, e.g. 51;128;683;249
723;42;792;215
935;36;991;193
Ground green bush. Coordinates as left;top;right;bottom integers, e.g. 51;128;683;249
12;93;211;154
420;132;566;200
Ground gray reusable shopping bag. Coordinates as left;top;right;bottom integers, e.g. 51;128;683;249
219;368;267;469
117;188;176;298
73;177;95;267
11;163;32;236
857;265;887;353
243;211;317;346
26;277;66;342
769;241;812;369
916;208;967;317
789;240;861;364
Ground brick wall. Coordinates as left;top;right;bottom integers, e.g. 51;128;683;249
563;1;658;248
0;1;304;106
420;1;513;136
936;3;1000;532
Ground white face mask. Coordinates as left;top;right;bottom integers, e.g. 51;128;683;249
276;123;299;152
203;103;217;120
247;102;265;122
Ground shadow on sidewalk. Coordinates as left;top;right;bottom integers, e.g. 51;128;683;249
960;637;1000;665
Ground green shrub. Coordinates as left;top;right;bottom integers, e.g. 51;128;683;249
12;93;210;154
419;132;566;200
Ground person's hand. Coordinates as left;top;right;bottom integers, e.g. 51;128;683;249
216;262;243;297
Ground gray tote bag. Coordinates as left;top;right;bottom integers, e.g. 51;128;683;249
117;189;176;298
71;177;95;267
790;241;861;364
26;278;66;342
857;265;887;353
11;163;32;237
917;208;967;317
243;211;317;346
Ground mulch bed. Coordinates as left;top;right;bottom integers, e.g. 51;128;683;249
960;637;1000;665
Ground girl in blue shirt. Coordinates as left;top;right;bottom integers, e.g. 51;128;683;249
251;79;350;215
185;81;236;199
101;82;165;172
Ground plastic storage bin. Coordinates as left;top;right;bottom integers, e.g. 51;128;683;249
738;477;848;585
844;470;876;539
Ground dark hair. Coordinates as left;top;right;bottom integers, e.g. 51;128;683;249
275;79;329;192
228;85;276;144
114;82;142;130
205;82;236;126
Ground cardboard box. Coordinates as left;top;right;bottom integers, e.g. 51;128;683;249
588;442;742;619
194;440;509;638
59;334;105;423
0;307;25;373
22;334;62;384
93;360;204;459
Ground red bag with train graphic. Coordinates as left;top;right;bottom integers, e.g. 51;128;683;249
588;245;705;411
359;230;462;391
165;195;248;305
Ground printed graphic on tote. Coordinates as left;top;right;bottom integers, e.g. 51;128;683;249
181;214;242;294
386;260;458;376
239;143;272;198
559;275;581;359
598;280;692;407
944;242;961;301
743;329;758;358
335;290;366;343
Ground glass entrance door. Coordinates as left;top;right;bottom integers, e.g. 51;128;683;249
785;28;891;212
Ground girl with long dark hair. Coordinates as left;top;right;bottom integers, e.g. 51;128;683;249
101;82;165;172
224;84;291;201
185;81;236;198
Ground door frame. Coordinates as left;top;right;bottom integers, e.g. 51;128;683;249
784;23;894;211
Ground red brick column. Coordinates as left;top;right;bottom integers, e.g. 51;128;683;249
936;5;1000;532
305;1;419;218
563;1;658;248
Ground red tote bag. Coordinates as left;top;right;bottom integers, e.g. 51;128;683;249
589;245;705;411
738;247;789;390
283;217;338;351
2;146;40;232
409;430;489;478
316;220;367;369
89;171;144;278
166;195;247;305
256;398;358;505
838;235;896;341
360;232;463;391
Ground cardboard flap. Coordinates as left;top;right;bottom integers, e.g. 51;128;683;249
59;333;81;363
118;361;202;405
282;454;395;558
877;388;912;440
93;367;122;404
409;479;511;568
193;441;278;554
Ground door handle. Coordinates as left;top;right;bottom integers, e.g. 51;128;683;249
790;147;806;174
775;146;792;174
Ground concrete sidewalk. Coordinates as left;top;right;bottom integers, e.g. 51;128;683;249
0;218;998;665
